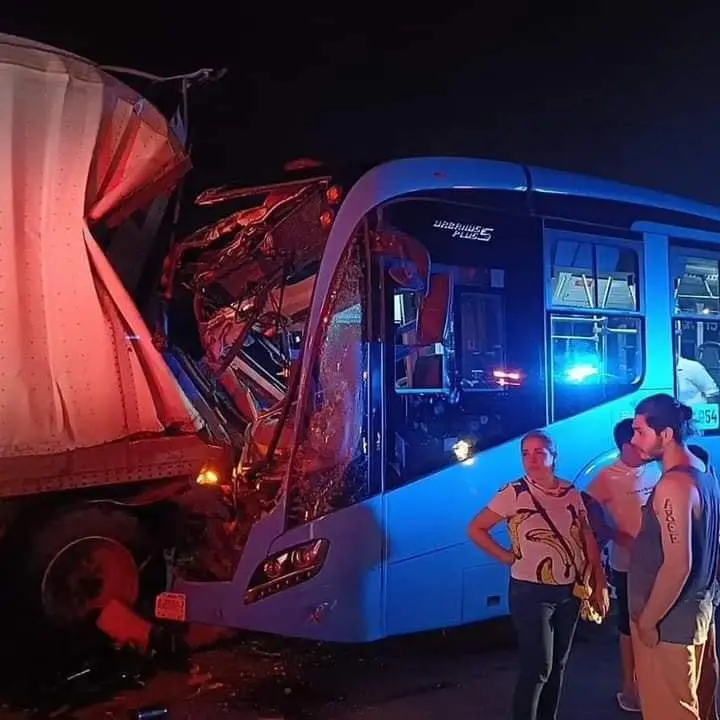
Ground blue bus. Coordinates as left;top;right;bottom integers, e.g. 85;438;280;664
159;157;720;642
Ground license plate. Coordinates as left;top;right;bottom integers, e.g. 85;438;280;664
155;592;187;622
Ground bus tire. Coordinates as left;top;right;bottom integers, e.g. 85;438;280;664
26;505;147;629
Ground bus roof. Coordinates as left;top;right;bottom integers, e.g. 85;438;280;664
360;156;720;225
526;162;720;225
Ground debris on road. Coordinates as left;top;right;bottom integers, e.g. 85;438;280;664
0;617;634;719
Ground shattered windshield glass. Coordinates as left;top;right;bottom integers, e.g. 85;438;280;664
287;240;369;526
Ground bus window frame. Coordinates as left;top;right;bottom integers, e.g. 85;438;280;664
669;241;720;436
544;229;643;314
543;228;645;422
669;243;720;317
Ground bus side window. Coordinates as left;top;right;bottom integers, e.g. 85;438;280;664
547;233;644;422
671;248;720;435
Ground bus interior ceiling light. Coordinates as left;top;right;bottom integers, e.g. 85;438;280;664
565;363;600;383
453;439;474;462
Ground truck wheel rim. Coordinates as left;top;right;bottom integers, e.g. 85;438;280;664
40;536;140;625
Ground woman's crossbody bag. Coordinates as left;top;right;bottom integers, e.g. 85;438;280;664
521;477;603;624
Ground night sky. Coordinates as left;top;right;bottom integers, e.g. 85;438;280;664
4;6;720;204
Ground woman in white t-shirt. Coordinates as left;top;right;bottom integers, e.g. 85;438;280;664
468;430;609;720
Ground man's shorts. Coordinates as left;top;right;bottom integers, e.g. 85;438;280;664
612;569;630;636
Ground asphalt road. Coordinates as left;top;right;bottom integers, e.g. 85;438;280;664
0;619;640;719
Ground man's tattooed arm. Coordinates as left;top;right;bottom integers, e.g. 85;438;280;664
663;497;680;544
637;473;694;629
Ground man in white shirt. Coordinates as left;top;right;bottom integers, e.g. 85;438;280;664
586;419;661;713
676;354;719;406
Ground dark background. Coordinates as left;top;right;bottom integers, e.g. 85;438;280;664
4;4;720;204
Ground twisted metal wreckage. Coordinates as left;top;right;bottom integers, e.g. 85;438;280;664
160;163;429;524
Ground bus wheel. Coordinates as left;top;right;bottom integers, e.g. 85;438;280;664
29;506;145;628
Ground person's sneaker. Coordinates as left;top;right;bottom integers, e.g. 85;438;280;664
616;691;642;713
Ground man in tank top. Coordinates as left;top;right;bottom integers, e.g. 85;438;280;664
628;394;720;720
586;418;661;712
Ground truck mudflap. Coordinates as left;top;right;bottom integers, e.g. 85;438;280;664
0;434;232;498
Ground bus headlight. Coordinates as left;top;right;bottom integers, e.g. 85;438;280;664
245;538;329;604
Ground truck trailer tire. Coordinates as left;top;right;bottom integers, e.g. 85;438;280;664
26;505;148;629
